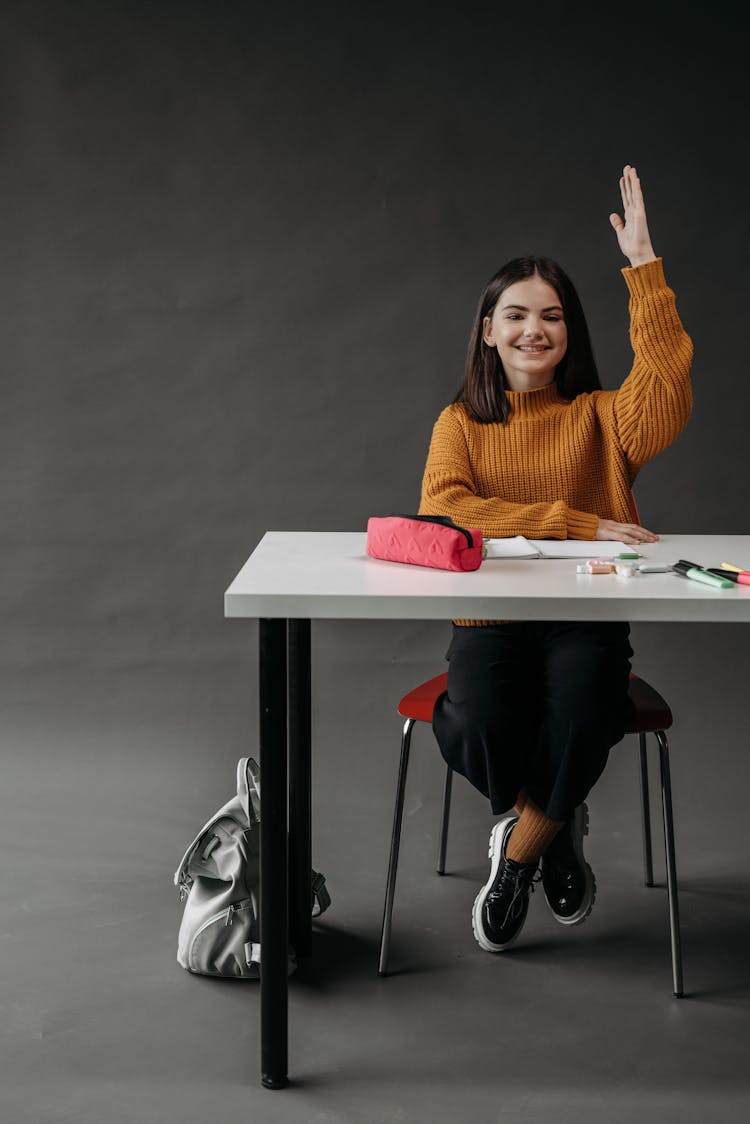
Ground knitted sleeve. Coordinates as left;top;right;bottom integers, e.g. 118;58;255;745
610;258;694;467
418;407;599;539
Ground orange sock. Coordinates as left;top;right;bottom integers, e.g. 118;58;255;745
513;789;529;816
505;795;563;864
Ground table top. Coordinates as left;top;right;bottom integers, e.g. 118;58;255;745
224;532;750;622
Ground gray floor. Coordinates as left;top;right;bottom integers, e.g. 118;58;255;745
3;621;750;1123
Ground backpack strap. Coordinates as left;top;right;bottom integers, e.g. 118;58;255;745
173;757;260;896
174;758;330;920
236;757;261;824
245;942;262;968
311;869;331;917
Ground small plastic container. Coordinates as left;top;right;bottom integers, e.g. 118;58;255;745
615;563;636;577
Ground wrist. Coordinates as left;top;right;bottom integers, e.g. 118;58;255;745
627;250;658;268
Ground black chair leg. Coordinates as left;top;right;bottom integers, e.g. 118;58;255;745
656;730;684;997
638;733;654;887
379;718;415;976
436;766;453;875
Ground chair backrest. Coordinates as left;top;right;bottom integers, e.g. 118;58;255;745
630;491;640;525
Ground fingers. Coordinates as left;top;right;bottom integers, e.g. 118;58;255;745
618;522;659;545
624;522;658;539
597;517;659;545
611;526;640;545
622;164;645;212
615;165;642;231
620;533;655;545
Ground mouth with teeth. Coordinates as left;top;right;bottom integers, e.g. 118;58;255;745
518;345;549;352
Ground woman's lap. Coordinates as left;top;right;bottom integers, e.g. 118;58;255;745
432;621;634;819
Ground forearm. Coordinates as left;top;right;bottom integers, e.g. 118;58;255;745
419;479;599;540
614;259;694;464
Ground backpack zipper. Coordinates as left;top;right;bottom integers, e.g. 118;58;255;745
188;900;256;970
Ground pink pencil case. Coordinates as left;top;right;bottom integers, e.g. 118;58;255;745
366;515;484;572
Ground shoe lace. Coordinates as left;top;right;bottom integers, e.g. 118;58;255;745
491;863;541;927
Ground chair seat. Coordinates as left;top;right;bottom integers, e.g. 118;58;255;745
398;671;672;733
397;673;448;723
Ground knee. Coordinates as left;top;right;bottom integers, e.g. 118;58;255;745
436;689;507;745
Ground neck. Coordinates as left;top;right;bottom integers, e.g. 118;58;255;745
504;376;556;393
502;380;563;419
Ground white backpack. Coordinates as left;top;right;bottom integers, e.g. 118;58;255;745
174;756;330;978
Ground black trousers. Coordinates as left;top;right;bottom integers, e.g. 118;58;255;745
432;621;634;821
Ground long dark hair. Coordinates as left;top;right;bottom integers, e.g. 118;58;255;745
454;256;601;423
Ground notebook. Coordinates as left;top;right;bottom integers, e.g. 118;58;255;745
484;536;633;559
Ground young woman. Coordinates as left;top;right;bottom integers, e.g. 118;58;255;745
418;166;694;953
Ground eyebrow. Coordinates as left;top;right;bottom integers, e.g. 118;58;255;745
501;303;564;313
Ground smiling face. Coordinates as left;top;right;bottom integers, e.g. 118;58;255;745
482;274;568;392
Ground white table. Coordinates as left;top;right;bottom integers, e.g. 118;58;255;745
224;532;750;1088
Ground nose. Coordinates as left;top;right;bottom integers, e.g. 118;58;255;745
523;321;543;338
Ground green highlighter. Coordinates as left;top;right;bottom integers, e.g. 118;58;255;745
673;559;735;589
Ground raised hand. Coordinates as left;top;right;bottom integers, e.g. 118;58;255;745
609;165;657;267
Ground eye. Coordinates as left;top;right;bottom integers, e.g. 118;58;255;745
544;314;562;322
505;313;523;320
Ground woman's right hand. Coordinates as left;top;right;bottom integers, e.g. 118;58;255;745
595;518;659;545
609;165;657;267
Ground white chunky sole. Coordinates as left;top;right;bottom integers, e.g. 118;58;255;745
471;815;520;952
545;802;596;926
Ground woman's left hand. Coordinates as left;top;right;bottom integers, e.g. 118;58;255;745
609;165;657;267
595;517;659;545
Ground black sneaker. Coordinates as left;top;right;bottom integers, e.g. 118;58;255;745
541;802;595;926
472;816;538;952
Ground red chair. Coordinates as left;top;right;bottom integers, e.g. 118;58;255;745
378;670;684;996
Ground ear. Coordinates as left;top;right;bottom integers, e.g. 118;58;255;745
482;314;495;346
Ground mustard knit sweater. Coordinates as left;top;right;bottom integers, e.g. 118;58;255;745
418;258;694;625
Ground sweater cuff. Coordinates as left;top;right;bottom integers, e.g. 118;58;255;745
621;257;666;297
566;508;600;539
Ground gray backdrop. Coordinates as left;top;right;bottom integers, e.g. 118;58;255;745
4;0;750;872
4;4;749;833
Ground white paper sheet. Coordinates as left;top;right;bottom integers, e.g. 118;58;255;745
484;537;633;559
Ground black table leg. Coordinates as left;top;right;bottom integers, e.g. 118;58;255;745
259;618;288;1089
288;619;312;958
